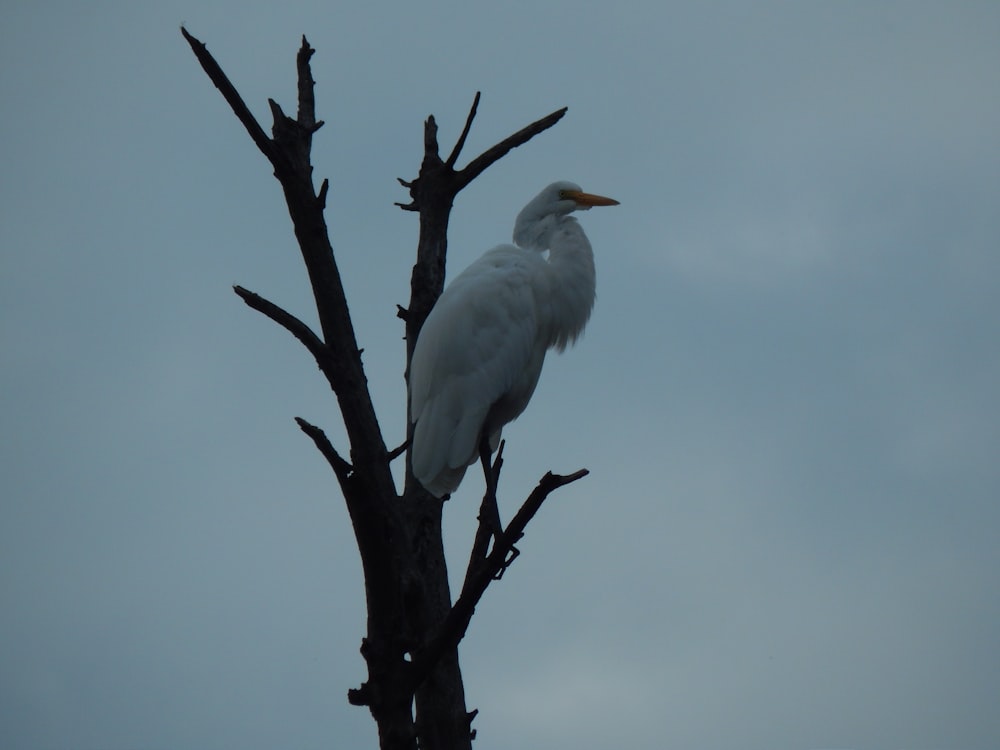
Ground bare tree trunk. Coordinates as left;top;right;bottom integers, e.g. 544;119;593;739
183;30;586;750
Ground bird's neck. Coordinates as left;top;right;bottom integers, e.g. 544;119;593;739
541;216;596;351
513;209;555;251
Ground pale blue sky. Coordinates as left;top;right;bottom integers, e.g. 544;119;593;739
2;2;999;749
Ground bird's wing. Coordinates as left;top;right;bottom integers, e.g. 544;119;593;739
410;246;543;487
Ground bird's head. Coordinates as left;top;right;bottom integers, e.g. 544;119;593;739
514;181;618;249
552;181;620;212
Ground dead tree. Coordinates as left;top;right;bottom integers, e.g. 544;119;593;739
183;30;588;750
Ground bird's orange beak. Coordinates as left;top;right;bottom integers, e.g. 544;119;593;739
565;190;620;207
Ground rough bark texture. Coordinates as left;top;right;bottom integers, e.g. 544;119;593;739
183;29;585;750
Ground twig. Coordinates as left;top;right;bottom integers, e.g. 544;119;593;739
387;440;409;462
180;27;275;162
295;417;353;484
295;36;323;131
233;285;336;379
423;115;441;160
446;92;481;169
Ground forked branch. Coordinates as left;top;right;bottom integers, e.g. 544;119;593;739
409;466;589;690
455;105;568;192
183;28;390;470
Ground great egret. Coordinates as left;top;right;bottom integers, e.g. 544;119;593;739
409;181;619;498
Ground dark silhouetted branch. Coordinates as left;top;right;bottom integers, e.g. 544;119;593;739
387;440;409;462
184;28;391;471
295;36;323;131
445;92;481;169
233;285;335;375
295;417;353;485
409;466;589;691
181;27;275;162
455;106;567;191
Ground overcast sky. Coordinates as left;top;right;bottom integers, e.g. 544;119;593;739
2;2;999;749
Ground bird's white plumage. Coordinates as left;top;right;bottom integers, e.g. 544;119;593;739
409;181;617;497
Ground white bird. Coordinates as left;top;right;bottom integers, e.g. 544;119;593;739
409;181;619;498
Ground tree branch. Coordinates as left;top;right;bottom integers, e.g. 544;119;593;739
409;467;589;690
184;27;392;471
233;284;336;374
295;417;353;485
295;36;324;132
445;92;480;169
455;106;568;191
181;27;276;163
387;440;409;462
423;115;441;161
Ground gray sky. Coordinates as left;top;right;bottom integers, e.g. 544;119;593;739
2;2;999;749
